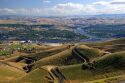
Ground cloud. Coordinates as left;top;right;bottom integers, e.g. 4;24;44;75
0;8;47;16
50;3;97;15
42;0;51;3
92;0;125;14
111;2;125;4
0;3;97;16
93;1;110;6
112;0;125;2
1;0;125;16
0;8;16;15
110;0;125;4
50;1;125;15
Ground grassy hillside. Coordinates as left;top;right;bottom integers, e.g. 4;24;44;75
0;65;25;83
6;45;69;63
13;69;49;83
1;38;125;83
76;45;105;60
86;38;125;46
24;45;103;72
28;47;74;71
85;38;125;52
17;45;125;83
95;51;125;70
57;51;125;82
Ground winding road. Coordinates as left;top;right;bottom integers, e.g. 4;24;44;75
72;46;90;64
23;45;92;83
38;46;91;83
40;66;66;83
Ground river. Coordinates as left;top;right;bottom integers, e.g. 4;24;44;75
75;27;112;42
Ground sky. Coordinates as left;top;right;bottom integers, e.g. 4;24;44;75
0;0;125;16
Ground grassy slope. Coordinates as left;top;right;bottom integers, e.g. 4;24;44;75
29;45;103;70
5;45;68;63
31;47;73;70
11;46;125;83
61;51;125;82
13;69;49;83
95;51;125;71
77;45;105;60
2;39;125;83
28;45;69;60
86;38;125;46
0;65;25;83
85;38;125;53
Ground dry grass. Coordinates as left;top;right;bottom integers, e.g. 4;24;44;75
64;80;80;83
0;20;17;24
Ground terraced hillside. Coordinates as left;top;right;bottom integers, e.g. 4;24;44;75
1;38;125;83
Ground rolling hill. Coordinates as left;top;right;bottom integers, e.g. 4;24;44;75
1;38;125;83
